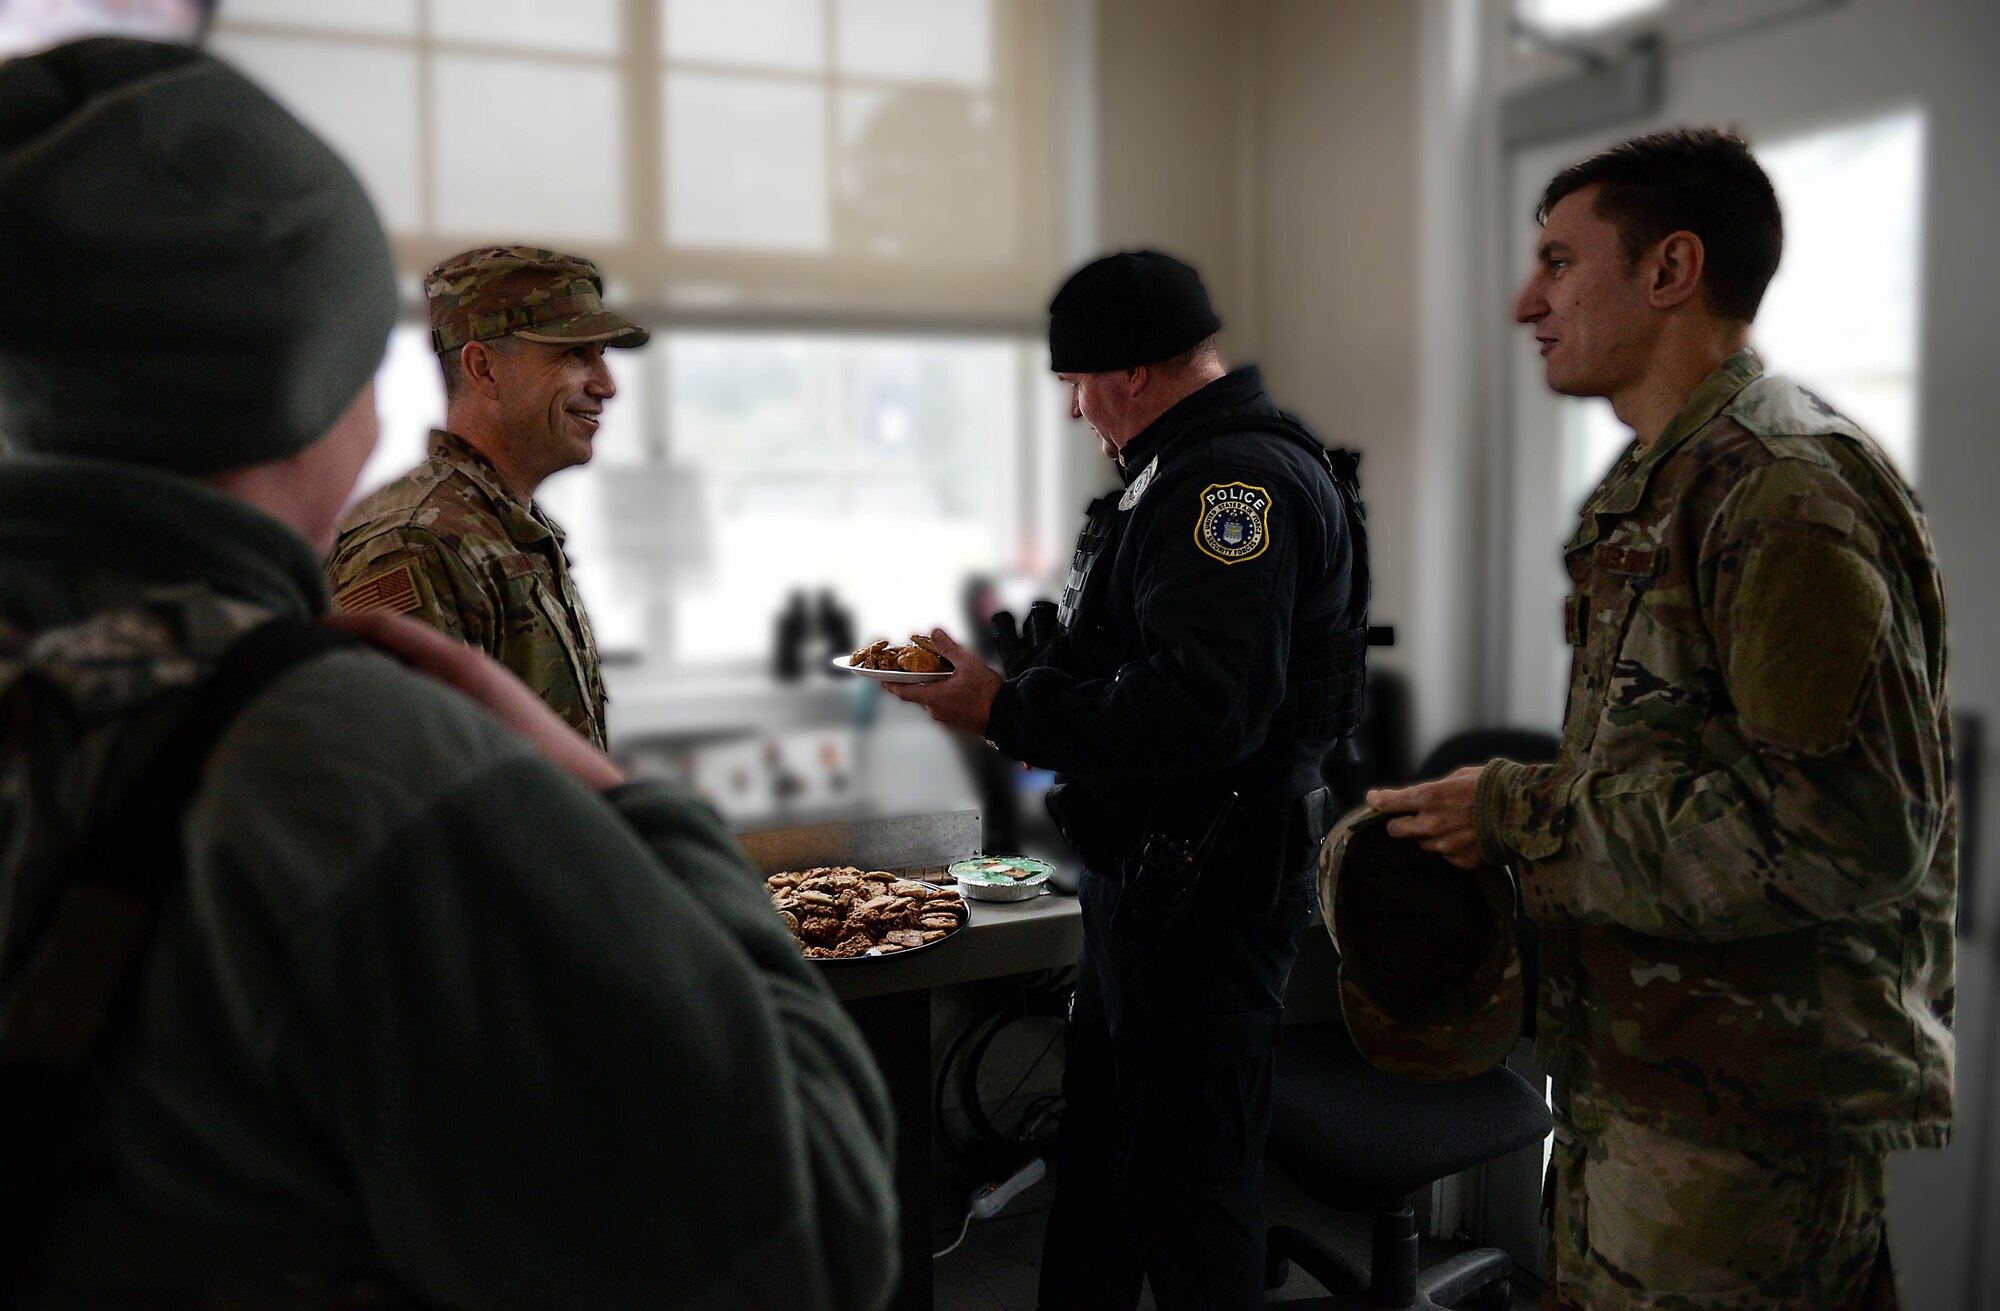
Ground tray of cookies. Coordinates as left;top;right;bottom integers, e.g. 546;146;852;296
765;864;968;963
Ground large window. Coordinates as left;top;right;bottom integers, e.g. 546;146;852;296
1561;107;1928;508
208;0;1062;318
362;326;1054;668
216;2;1073;672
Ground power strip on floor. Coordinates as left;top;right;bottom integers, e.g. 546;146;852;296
971;1157;1047;1221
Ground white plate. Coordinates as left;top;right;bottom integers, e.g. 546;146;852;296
831;655;952;683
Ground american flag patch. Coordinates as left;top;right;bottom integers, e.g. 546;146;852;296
335;562;423;615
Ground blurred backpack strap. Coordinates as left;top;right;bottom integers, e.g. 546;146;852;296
0;617;354;1301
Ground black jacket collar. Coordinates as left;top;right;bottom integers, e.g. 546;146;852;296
1115;366;1275;485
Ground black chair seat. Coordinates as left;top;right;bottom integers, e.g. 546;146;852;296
1269;1023;1552;1210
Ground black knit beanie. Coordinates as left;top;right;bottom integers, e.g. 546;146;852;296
1047;250;1222;373
0;38;397;474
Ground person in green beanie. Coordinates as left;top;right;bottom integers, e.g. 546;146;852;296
0;37;897;1311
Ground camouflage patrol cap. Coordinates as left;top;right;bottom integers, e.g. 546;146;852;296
1317;807;1523;1083
426;247;649;354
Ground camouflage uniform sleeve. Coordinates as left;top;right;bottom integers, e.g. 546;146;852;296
328;528;497;654
1478;460;1947;939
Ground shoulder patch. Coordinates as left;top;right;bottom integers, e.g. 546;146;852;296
1193;482;1271;564
334;562;424;616
1729;528;1888;754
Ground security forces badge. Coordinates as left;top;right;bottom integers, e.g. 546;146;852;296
1194;482;1271;563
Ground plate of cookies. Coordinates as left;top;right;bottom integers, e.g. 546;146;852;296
836;634;953;683
765;865;969;962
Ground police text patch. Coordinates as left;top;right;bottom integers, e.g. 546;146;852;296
1194;482;1271;563
335;562;423;615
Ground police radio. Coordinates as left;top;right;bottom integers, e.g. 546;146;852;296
1112;791;1238;944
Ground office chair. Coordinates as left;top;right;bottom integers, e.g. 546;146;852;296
1263;1023;1551;1309
1265;729;1560;1308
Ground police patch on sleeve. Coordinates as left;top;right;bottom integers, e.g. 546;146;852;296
1194;482;1271;563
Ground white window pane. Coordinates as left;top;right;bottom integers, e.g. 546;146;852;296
433;55;624;241
668;334;838;477
661;332;1019;664
208;33;423;232
2;0;206;55
665;74;828;251
836;87;1004;258
1755;110;1926;479
1515;0;1664;34
662;0;823;71
837;0;991;87
432;0;619;56
219;0;414;36
353;324;446;503
584;346;651;468
1561;398;1630;513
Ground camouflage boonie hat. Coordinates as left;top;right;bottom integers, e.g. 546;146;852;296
1317;807;1523;1083
426;246;649;354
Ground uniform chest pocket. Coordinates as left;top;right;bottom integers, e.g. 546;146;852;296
1561;534;1665;753
490;552;592;699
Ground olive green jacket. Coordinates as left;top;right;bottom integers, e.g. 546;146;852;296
327;430;608;749
0;457;897;1308
1476;351;1955;1154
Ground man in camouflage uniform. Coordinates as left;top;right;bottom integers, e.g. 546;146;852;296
326;246;647;750
1370;129;1953;1309
0;39;896;1308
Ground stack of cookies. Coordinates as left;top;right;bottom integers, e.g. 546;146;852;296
765;865;967;959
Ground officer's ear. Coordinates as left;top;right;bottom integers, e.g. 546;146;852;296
458;338;512;399
1646;230;1707;312
1122;365;1150;399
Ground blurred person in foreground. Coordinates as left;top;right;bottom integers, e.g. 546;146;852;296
1372;128;1953;1310
0;38;896;1309
889;251;1371;1310
326;245;644;751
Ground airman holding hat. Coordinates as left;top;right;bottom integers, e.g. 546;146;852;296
1316;806;1523;1084
326;245;651;749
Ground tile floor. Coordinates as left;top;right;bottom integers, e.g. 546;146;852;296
931;1163;1541;1309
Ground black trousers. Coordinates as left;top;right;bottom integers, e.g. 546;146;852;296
1038;866;1315;1311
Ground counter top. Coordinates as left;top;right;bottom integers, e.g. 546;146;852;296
819;886;1083;1002
734;808;1083;1000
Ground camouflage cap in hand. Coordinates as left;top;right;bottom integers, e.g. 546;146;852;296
1317;806;1523;1083
426;246;649;354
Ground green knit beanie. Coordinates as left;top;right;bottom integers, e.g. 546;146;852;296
0;38;397;474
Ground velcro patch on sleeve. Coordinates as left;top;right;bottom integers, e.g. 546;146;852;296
334;562;424;615
1729;529;1888;753
1193;482;1271;564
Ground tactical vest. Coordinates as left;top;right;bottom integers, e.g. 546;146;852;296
1055;411;1372;742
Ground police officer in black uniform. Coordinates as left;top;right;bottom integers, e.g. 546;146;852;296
889;250;1369;1310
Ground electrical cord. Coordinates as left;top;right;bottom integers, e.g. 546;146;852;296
932;1208;974;1260
959;1011;1064;1151
933;973;1072;1170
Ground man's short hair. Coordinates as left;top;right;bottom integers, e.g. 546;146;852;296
1159;334;1219;372
1536;127;1783;322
